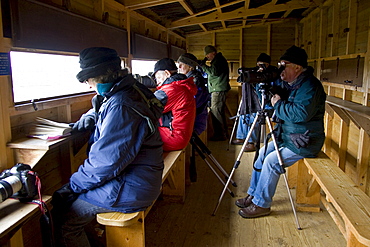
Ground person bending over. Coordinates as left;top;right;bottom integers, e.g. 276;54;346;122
52;47;164;247
177;53;210;135
235;45;326;218
153;58;197;151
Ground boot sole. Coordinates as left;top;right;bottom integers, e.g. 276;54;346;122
238;209;271;218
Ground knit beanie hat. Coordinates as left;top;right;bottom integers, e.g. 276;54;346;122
257;53;271;64
76;47;122;82
279;45;308;68
204;45;217;55
153;58;178;76
177;53;199;68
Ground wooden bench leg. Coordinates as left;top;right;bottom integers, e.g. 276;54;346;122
104;211;145;247
295;159;321;212
162;150;185;202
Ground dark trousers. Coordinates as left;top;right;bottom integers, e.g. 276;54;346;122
210;91;228;138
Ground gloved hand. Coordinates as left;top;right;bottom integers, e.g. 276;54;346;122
51;183;79;212
70;111;96;132
290;130;310;149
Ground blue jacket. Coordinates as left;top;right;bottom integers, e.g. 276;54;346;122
70;74;164;213
273;66;326;157
186;69;210;135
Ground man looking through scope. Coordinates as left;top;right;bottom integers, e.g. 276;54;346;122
235;45;326;218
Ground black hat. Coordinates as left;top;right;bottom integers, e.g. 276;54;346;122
279;45;308;68
76;47;122;82
177;53;199;68
257;53;271;63
153;58;178;76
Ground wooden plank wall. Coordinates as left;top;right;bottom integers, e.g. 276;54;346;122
300;0;370;195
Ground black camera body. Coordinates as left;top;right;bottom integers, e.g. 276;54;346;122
237;66;280;84
0;163;38;203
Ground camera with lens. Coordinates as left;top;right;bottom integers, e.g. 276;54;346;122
0;163;38;203
237;65;281;85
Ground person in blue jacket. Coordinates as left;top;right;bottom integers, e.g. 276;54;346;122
235;45;326;218
52;47;164;247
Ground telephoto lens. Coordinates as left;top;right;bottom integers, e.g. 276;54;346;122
0;175;22;202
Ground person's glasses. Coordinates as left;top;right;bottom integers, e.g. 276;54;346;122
278;61;292;69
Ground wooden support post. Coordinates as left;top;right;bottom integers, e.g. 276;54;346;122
295;159;321;212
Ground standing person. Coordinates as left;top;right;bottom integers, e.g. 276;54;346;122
235;45;326;218
233;53;278;152
52;47;164;247
200;45;231;141
153;58;197;151
177;53;210;135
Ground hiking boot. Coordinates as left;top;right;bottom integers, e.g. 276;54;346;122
244;143;256;152
235;195;253;208
238;203;271;218
232;139;245;145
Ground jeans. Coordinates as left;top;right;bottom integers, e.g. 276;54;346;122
247;141;303;208
236;113;257;142
54;199;113;247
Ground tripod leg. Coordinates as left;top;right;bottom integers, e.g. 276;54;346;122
190;143;197;182
192;133;237;187
213;113;261;215
228;99;243;150
265;116;302;230
191;140;235;197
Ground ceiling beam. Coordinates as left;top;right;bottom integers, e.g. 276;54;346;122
169;0;317;29
119;0;179;10
178;1;208;34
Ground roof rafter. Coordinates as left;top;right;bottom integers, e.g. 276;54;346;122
169;0;317;29
120;0;179;10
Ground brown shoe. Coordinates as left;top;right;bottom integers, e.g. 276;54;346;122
232;139;245;145
235;195;253;208
244;143;256;152
239;203;271;218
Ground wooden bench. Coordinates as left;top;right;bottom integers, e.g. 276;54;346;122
96;149;185;247
294;151;370;247
0;195;52;247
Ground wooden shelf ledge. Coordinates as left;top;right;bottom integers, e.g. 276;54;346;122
7;133;85;168
326;95;370;135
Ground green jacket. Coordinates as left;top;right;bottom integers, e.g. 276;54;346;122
201;52;230;93
274;67;326;158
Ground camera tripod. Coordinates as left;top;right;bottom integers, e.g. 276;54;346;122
190;132;236;197
212;86;302;230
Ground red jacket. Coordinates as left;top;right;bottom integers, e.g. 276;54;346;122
155;74;197;151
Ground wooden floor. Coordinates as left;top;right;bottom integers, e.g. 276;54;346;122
145;140;346;247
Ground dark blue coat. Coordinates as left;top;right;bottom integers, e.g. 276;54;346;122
70;74;164;213
274;67;326;157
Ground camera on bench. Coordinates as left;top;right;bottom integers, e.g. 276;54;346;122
0;163;38;203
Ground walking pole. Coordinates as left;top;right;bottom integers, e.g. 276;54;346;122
228;99;243;151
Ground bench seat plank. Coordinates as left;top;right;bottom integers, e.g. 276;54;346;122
0;195;52;244
303;152;370;246
97;149;185;247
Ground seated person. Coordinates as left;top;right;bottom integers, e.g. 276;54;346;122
152;58;198;151
52;47;164;247
177;53;210;135
235;45;326;218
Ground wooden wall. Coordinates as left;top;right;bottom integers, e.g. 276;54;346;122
300;0;370;195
